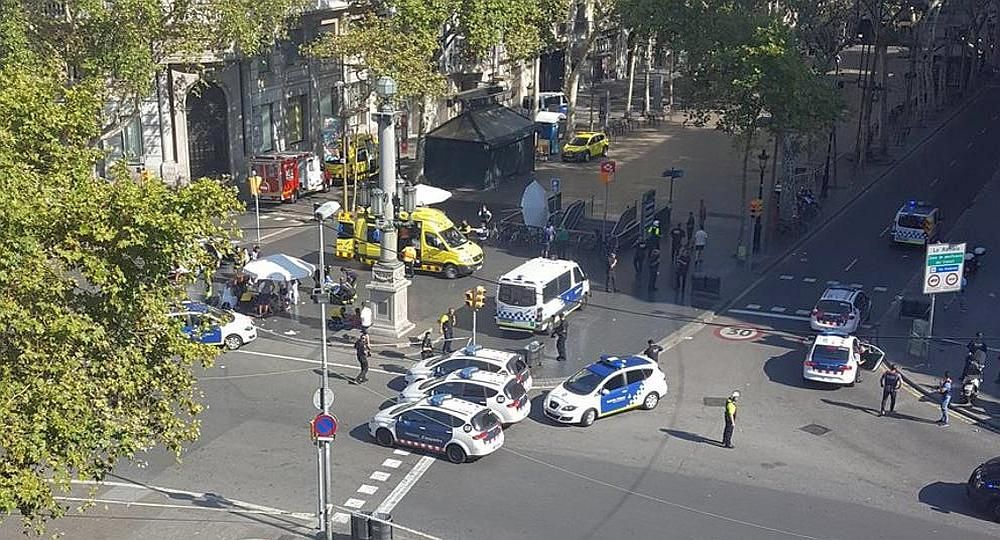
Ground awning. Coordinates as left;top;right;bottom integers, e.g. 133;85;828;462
242;253;316;282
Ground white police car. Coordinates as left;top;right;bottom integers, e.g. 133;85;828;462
398;367;530;425
545;355;668;427
809;286;871;334
803;333;885;386
369;394;504;463
405;346;533;391
170;301;257;350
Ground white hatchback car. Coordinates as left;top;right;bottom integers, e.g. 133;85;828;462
405;346;533;391
398;367;530;425
803;334;885;386
368;394;504;464
809;287;871;334
545;355;668;427
170;301;257;350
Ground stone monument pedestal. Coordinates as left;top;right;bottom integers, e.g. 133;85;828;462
365;262;415;339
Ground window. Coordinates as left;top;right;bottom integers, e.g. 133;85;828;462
573;267;586;283
626;369;652;385
603;374;626;391
556;271;571;293
461;384;487;405
542;280;560;303
426;410;463;428
564;367;604;395
506;357;528;375
424;233;444;249
287;95;307;144
258;104;274;153
121;116;143;162
432;382;463;397
439;227;467;248
498;284;535;307
435;359;470;375
285;28;304;65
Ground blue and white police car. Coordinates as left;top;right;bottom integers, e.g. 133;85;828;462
545;355;668;427
369;394;504;464
398;367;531;425
405;346;533;391
803;333;885;386
170;301;257;350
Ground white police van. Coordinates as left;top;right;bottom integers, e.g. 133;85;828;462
398;367;531;425
495;258;589;333
369;394;504;463
891;200;941;246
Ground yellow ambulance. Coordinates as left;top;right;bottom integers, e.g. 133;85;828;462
325;133;378;185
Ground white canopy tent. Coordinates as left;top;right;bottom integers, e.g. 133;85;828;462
411;184;452;206
242;253;316;282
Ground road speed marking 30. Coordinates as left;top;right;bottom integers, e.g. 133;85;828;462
715;326;761;341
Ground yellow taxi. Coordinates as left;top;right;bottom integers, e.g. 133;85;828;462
561;131;610;162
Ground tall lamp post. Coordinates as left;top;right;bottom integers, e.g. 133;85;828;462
313;200;340;540
366;76;415;338
753;148;768;256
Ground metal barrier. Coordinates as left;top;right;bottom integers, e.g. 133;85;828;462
690;274;722;298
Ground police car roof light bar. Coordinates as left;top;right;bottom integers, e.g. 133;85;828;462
458;367;479;379
428;394;452;406
463;344;483;355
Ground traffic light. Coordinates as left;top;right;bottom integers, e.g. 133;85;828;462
749;198;764;218
474;286;486;309
464;289;475;308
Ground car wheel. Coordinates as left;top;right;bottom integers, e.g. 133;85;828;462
224;334;243;351
580;409;597;427
642;392;660;410
577;293;588;311
445;444;467;464
290;190;299;203
989;500;1000;522
443;264;459;279
584;150;591;162
375;428;394;447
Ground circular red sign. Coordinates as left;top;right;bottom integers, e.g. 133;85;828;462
600;161;616;174
259;182;270;192
927;274;940;287
714;326;761;341
945;272;959;286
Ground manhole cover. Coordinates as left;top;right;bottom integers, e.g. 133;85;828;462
703;397;727;407
800;424;830;436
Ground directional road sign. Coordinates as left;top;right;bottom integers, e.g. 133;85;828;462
923;242;966;294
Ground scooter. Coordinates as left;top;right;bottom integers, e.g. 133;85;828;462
959;354;985;405
964;246;986;277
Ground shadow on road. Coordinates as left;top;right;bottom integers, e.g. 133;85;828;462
525;394;572;427
820;398;882;417
763;350;839;390
659;428;721;447
918;481;988;521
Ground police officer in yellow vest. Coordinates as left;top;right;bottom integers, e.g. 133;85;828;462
722;391;739;449
646;219;662;250
401;242;417;278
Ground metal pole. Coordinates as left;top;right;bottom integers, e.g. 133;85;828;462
317;213;332;539
603;180;610;248
254;193;261;244
669;176;675;205
323;440;332;540
377;103;398;265
928;293;936;342
472;309;477;348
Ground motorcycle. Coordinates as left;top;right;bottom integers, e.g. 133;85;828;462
796;188;821;221
959;353;985;405
964;246;987;277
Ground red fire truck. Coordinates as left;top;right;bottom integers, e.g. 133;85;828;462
250;152;330;203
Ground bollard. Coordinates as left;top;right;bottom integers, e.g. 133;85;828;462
369;512;394;540
524;340;545;368
350;511;371;540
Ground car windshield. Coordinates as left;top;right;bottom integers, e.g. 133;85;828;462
205;305;235;324
504;379;527;400
498;283;535;307
439;227;467;248
897;214;925;228
812;345;850;364
569;136;589;146
471;410;500;431
564;367;605;395
816;300;851;315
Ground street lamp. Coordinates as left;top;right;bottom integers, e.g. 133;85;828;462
366;75;415;338
753;148;769;255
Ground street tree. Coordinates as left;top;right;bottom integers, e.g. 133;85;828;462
0;6;255;533
309;0;560;175
561;0;619;136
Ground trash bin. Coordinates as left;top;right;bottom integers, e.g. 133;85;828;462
524;340;545;368
369;512;393;540
351;511;371;540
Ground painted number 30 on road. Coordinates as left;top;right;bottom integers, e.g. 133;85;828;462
715;326;761;341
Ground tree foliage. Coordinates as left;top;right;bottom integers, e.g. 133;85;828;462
0;5;252;533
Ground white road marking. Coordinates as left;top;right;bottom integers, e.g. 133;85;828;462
879;224;891;237
358;484;379;495
344;498;365;509
382;458;402;469
967;142;974;149
861;324;873;330
803;277;817;283
55;496;312;519
332;512;350;524
795;309;812;316
929;177;940;187
232;350;398;376
745;304;762;310
873;286;888;292
949;159;957;167
850;283;864;289
375;455;435;515
272;216;287;221
393;449;410;456
370;471;391;482
728;309;811;322
779;274;794;280
769;306;787;313
826;280;840;286
843;257;859;272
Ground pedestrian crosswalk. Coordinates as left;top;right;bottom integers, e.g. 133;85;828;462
727;273;897;326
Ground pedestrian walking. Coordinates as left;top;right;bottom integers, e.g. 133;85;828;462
251;245;261;261
633;238;647;274
647;248;661;291
698;199;707;229
543;223;556;258
551;316;568;361
236;247;250;271
646;220;662;250
669;223;685;260
643;339;663;362
693;227;708;267
439;308;456;353
420;330;435;360
722;391;739;448
685;212;696;246
674;248;690;293
605;251;618;292
937;371;952;426
555;225;569;258
353;331;371;384
401;242;417;278
478;203;493;229
879;364;902;416
288;278;300;306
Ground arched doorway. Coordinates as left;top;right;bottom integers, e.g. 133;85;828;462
186;84;230;180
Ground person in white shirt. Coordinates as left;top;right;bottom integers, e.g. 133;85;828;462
693;228;708;266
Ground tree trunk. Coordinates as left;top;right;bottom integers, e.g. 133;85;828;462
625;44;637;116
877;43;889;155
737;132;753;253
667;49;674;113
413;94;432;181
643;38;653;114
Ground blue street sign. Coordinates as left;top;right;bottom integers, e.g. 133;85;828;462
551;177;561;193
311;413;339;439
662;167;685;179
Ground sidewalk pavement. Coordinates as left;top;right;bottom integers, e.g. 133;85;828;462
869;167;1000;431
